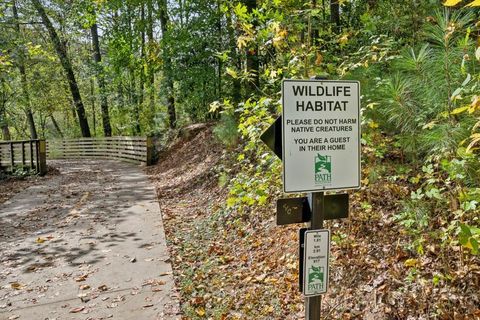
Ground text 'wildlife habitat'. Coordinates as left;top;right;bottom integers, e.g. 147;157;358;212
282;80;361;193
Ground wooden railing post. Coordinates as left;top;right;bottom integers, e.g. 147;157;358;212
10;142;14;170
38;139;47;176
146;136;154;166
21;141;26;170
29;140;34;168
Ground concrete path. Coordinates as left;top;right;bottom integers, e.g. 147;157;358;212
0;160;179;320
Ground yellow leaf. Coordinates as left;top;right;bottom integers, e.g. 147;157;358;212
422;121;437;130
464;239;474;250
466;0;480;6
236;36;249;49
36;237;46;244
226;197;237;207
404;258;418;267
226;67;238;79
339;34;349;45
369;121;379;129
315;52;323;66
451;106;469;115
443;0;463;6
195;307;206;317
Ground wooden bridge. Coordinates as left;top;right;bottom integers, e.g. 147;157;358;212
47;136;154;165
0;136;154;175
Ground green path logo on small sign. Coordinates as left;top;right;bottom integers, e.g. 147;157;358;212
314;154;331;186
307;266;325;291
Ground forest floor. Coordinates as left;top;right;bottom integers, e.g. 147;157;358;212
147;125;480;320
0;160;179;320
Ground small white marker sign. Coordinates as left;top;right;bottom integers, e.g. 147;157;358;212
282;79;361;193
303;229;330;297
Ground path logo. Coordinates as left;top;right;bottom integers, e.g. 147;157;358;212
307;266;324;292
314;154;332;185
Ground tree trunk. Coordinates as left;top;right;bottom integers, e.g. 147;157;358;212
216;0;222;103
50;114;63;138
147;0;155;115
0;103;10;141
158;0;176;129
12;0;37;139
225;11;241;103
90;78;96;136
90;17;112;136
330;0;340;28
139;4;146;119
244;0;259;96
32;0;91;137
1;124;10;141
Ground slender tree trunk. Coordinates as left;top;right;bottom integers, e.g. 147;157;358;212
139;4;146;110
244;0;259;96
158;0;176;129
32;0;91;137
135;3;146;135
126;3;141;135
311;0;319;44
50;114;63;138
226;11;241;103
0;102;10;141
90;78;97;136
330;0;340;28
1;124;10;141
39;112;46;138
13;0;37;139
147;0;155;115
90;16;112;136
216;0;222;104
132;70;141;135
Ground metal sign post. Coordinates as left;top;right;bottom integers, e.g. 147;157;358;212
305;192;324;319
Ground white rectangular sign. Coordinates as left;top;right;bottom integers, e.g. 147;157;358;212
303;229;330;296
282;79;361;193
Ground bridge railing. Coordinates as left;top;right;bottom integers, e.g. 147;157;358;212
0;140;47;175
46;136;154;165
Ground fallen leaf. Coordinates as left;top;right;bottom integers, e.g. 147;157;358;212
36;237;46;244
10;282;22;290
195;306;206;316
69;306;85;313
98;285;108;292
404;258;418;267
75;274;88;282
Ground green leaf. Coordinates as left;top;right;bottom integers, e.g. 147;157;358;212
234;3;248;19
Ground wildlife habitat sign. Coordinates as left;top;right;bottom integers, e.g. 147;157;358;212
303;229;330;296
282;79;361;193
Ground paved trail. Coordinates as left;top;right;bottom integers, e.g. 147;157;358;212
0;160;179;320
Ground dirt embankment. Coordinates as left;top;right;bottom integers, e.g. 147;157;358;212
147;125;480;320
147;125;305;319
